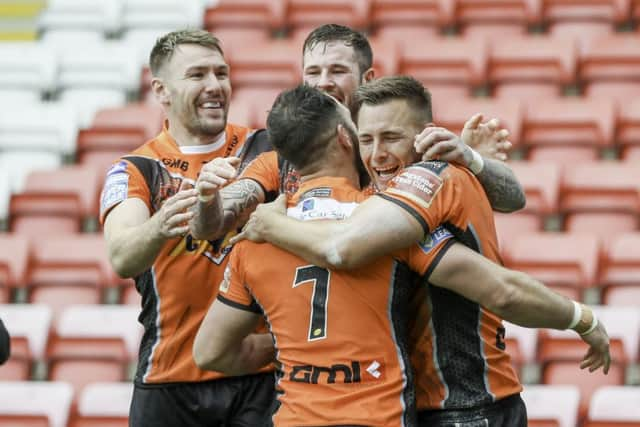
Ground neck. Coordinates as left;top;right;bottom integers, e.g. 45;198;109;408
300;158;360;189
166;117;224;147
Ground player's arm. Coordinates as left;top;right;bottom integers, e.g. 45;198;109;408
429;243;611;373
415;115;526;213
232;194;424;270
104;187;197;278
0;317;10;365
193;300;274;375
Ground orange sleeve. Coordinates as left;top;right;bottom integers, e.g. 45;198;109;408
216;246;261;313
238;151;280;195
99;158;152;224
377;162;466;236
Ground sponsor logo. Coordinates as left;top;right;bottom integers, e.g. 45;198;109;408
106;160;127;176
302;198;315;212
161;158;189;171
219;266;231;293
420;225;453;253
290;360;384;384
300;187;332;199
100;167;129;215
387;166;444;209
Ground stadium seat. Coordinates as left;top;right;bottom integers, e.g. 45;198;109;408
504;321;538;365
0;103;78;156
203;0;286;37
9;165;102;237
501;232;600;292
617;97;640;153
0;304;52;365
229;87;282;129
560;162;640;215
542;360;626;422
540;0;631;26
285;0;371;38
600;232;640;288
368;38;400;77
59;89;127;130
0;151;62;194
120;283;141;306
494;212;543;249
398;36;488;97
37;0;123;36
0;336;31;380
76;127;148;176
508;161;560;215
455;0;538;39
121;0;205;31
585;386;640;426
633;0;640;20
69;382;132;427
565;212;637;246
0;234;29;295
488;36;577;99
227;39;300;90
622;145;640;162
432;98;522;145
602;285;640;307
0;42;57;96
580;34;640;89
0;381;73;427
586;81;640;102
90;103;164;143
528;420;560;427
373;24;440;45
548;22;614;46
370;0;453;37
522;384;580;427
522;98;616;157
527;145;602;165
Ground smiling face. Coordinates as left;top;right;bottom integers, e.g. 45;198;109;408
155;43;231;140
357;99;424;190
303;41;364;109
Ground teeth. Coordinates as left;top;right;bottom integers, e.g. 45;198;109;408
202;102;221;108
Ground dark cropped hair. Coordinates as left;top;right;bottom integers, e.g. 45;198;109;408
267;84;343;172
353;76;433;125
150;29;224;75
302;24;373;76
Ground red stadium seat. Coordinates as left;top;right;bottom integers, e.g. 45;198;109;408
602;284;640;307
203;0;287;35
374;25;440;45
432;98;522;145
565;212;637;246
90;103;165;143
538;334;627;365
228;39;300;90
229;87;282;129
527;146;601;165
600;232;640;288
502;232;600;291
0;381;73;427
617;98;640;153
494;212;543;249
586;81;640;102
623;146;640;162
0;336;31;380
522;98;616;156
120;283;141;307
548;21;614;44
76;127;147;175
370;0;453;36
0;304;52;369
398;36;488;96
634;0;640;19
542;360;625;422
69;382;132;427
368;38;400;77
285;0;371;38
580;34;640;88
504;321;538;364
0;234;29;294
540;0;631;25
455;0;538;39
29;286;102;322
585;386;640;426
560;162;640;215
508;161;561;215
9;165;102;237
489;36;577;99
522;384;580;427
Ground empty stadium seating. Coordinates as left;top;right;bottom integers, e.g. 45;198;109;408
585;386;640;426
370;0;451;39
522;384;580;427
69;382;132;427
0;381;73;427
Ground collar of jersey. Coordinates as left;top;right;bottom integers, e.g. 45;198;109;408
295;176;359;197
160;120;227;154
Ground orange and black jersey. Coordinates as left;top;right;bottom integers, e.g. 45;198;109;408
379;161;522;410
99;122;271;385
218;177;455;427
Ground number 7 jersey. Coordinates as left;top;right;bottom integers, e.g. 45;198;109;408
218;176;454;427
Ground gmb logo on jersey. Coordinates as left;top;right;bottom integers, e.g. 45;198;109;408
420;225;453;253
290;360;385;384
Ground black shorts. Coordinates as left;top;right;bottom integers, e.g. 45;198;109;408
129;372;276;427
417;394;527;427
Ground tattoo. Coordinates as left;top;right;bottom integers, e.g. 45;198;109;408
476;159;526;213
220;179;265;229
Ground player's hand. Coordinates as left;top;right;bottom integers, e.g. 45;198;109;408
415;126;474;167
153;181;198;239
461;114;512;162
196;156;241;199
578;320;611;374
230;194;287;244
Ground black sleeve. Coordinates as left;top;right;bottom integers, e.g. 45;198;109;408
0;317;10;365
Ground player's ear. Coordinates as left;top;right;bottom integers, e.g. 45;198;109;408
336;124;354;151
151;77;170;106
362;67;375;83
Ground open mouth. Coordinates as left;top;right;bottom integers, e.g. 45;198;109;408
374;165;400;181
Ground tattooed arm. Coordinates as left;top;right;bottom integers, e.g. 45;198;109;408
191;178;266;240
475;158;526;213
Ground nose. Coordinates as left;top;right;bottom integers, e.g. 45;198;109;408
316;69;334;90
371;139;387;163
203;72;222;93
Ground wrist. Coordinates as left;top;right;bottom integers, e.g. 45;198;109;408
570;303;597;335
468;148;485;175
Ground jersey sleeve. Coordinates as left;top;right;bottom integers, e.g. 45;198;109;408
238;151;280;195
216;246;261;313
99;158;152;224
376;162;467;236
406;225;457;277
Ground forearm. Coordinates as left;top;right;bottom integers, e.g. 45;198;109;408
476;158;526;213
491;270;574;329
107;215;167;278
190;193;226;240
198;333;275;376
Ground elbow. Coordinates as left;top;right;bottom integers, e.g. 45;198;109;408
486;271;526;318
193;339;226;373
109;254;137;279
